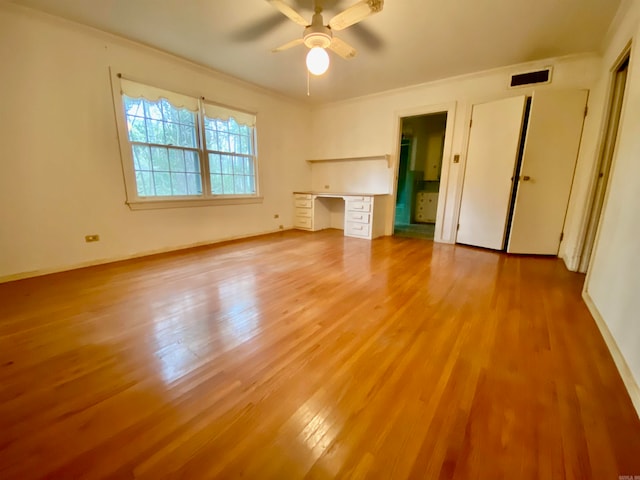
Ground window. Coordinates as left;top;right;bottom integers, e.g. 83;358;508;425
113;76;260;209
203;104;257;196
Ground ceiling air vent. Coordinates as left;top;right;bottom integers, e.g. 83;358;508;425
509;67;553;88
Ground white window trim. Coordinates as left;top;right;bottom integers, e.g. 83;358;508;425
109;68;263;210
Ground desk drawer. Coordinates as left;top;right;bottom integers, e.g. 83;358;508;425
345;221;372;238
294;199;312;208
346;211;371;224
346;201;372;213
295;207;312;218
294;194;312;200
294;216;312;229
344;196;371;203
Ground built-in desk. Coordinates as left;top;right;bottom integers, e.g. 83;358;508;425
293;191;389;240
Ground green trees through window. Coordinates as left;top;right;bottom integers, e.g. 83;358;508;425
122;95;256;198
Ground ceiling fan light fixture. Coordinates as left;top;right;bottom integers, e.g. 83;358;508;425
306;47;330;76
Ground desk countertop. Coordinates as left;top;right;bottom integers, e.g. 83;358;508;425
294;191;390;197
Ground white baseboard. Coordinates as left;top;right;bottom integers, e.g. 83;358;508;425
583;290;640;419
560;250;580;272
0;227;292;284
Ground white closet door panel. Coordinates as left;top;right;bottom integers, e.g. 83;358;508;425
507;89;588;255
457;96;527;250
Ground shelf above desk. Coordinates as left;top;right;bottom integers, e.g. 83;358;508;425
306;154;392;168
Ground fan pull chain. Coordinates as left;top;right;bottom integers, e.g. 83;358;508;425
307;69;310;96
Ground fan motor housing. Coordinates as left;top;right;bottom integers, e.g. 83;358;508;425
303;11;332;49
304;29;332;49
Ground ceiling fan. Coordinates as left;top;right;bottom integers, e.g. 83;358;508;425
267;0;384;75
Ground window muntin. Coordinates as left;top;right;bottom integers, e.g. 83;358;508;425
118;78;258;204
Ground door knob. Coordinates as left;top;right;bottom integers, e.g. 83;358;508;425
522;175;531;181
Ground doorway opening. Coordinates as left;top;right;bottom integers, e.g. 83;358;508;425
579;48;630;272
394;112;447;240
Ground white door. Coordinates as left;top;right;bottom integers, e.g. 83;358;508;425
457;96;527;250
507;89;588;254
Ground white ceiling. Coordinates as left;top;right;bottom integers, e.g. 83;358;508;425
10;0;621;103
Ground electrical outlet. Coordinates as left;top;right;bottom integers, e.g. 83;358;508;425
85;234;100;243
324;185;330;189
274;214;279;219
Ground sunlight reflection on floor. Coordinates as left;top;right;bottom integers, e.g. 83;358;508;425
151;269;261;384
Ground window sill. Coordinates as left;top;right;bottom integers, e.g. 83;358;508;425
127;196;264;210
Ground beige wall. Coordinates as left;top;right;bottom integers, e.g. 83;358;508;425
584;0;640;413
308;54;604;246
0;5;312;280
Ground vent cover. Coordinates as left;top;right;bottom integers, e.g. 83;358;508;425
509;67;553;88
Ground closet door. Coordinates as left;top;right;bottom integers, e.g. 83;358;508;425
457;96;527;250
507;89;588;254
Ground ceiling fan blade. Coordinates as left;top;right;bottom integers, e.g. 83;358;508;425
231;13;288;42
349;23;384;51
329;37;357;59
272;38;305;52
266;0;309;27
328;0;384;31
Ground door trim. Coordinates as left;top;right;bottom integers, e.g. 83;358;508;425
388;102;457;243
577;42;631;272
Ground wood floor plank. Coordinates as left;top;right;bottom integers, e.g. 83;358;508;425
0;229;639;479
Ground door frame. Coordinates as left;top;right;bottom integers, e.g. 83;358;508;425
388;102;457;243
578;42;632;273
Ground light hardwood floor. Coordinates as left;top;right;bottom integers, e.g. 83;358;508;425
0;229;639;479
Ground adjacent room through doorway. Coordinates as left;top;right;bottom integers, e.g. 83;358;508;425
394;112;447;240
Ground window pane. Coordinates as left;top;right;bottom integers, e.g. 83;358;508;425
124;97;145;117
168;149;185;172
180;109;195;125
147;119;165;144
234;175;245;194
228;118;240;134
185;151;200;173
222;175;234;194
239;135;249;155
229;134;240;154
132;145;151;171
209;153;221;174
246;157;254;176
146;101;163;120
165;122;179;146
217;132;230;152
127;116;148;143
205;128;218;151
171;173;188;195
221;155;233;174
135;171;154;196
211;174;223;194
161;99;179;123
180;125;196;148
233;157;245;175
215;119;228;133
245;175;255;193
153;172;172;195
151;147;169;171
187;173;202;194
124;97;196;148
